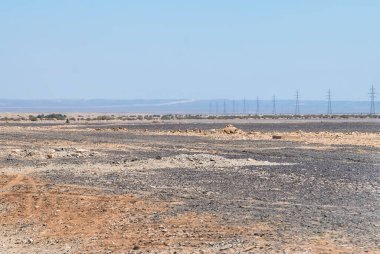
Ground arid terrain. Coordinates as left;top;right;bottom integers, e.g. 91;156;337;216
0;119;379;253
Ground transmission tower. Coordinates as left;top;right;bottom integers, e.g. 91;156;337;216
256;96;260;115
370;85;376;115
327;89;332;115
295;90;300;115
232;100;236;114
215;101;219;115
243;98;246;114
209;102;213;115
223;100;227;115
272;95;276;115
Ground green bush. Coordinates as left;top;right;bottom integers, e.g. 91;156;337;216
36;113;67;120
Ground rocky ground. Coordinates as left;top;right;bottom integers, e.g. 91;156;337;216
0;120;379;253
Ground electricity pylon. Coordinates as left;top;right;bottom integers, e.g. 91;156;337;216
256;96;260;115
370;85;376;115
295;90;300;115
327;89;332;115
243;98;246;114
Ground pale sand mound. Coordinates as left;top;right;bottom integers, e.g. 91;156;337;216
126;153;294;171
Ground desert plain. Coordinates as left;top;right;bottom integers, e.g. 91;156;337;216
0;118;379;253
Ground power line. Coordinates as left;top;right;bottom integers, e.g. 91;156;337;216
272;95;276;115
327;89;332;115
295;90;300;115
370;85;376;115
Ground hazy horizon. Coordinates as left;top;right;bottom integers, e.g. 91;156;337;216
0;98;378;115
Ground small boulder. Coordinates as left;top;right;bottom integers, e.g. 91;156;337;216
223;124;239;134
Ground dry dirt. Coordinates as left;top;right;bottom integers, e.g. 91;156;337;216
158;125;380;148
0;120;379;253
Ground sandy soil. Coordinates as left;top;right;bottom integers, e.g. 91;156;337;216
154;125;380;148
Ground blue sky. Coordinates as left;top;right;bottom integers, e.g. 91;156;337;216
0;0;379;100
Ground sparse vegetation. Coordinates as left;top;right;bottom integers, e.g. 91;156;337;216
37;113;67;120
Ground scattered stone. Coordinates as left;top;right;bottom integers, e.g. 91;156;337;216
244;245;256;251
75;149;87;154
26;150;36;157
272;135;282;140
219;244;233;250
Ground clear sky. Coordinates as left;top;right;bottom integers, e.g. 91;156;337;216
0;0;379;100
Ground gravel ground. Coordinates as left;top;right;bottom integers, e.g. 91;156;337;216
0;120;379;253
